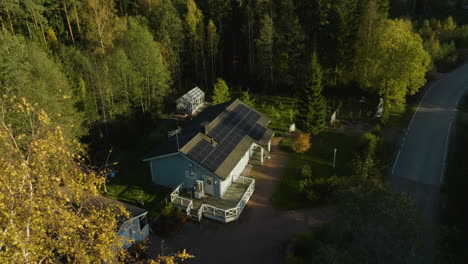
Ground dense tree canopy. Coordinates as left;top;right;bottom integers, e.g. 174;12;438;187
355;18;431;107
0;0;465;261
0;32;84;138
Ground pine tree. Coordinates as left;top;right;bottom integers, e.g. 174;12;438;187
274;0;305;90
297;53;327;135
256;14;274;89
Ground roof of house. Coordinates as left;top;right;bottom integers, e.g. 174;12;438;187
58;188;147;221
144;100;235;159
82;195;147;218
145;99;274;180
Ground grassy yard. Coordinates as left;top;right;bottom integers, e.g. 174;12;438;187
272;129;366;209
254;95;300;135
86;117;177;219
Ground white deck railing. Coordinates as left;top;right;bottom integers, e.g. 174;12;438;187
170;177;255;222
199;176;255;223
170;184;193;214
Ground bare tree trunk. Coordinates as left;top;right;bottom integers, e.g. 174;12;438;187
6;8;14;34
178;50;182;91
146;74;151;112
0;16;7;32
201;41;208;90
73;1;82;37
194;41;199;83
38;20;47;44
97;84;109;136
25;22;32;38
63;1;75;44
210;37;215;86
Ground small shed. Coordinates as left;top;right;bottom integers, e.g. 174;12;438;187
176;87;205;115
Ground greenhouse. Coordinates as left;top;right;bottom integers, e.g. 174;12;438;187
176;87;205;115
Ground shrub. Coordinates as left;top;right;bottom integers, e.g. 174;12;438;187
373;124;381;136
298;176;342;203
161;202;176;217
291;131;311;153
240;89;255;107
156;203;187;236
362;132;380;155
299;164;312;178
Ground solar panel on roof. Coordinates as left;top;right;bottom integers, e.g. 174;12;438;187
185;104;268;172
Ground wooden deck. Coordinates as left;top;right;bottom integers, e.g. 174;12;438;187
179;182;248;210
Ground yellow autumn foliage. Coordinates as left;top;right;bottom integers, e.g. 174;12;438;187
0;97;128;263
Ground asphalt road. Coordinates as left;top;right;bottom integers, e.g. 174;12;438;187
390;63;468;225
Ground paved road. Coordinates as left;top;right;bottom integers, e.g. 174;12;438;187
149;138;333;264
390;63;468;225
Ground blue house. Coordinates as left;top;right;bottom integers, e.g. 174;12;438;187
144;99;274;222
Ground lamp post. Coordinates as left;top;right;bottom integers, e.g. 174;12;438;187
333;148;337;169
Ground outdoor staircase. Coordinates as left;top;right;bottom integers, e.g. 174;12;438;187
188;208;202;222
249;147;269;165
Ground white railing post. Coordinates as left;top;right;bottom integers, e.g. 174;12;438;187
186;176;255;223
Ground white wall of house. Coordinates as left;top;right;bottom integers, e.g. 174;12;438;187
219;173;233;196
220;144;252;195
249;143;257;158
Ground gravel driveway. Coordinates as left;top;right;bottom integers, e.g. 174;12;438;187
149;137;332;264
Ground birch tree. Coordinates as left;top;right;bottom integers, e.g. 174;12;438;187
120;17;171;115
0;97;128;263
206;19;219;87
83;0;119;53
355;19;431;108
185;0;205;85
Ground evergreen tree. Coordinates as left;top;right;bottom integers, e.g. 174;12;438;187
212;78;231;105
273;0;305;90
297;53;327;135
256;14;274;89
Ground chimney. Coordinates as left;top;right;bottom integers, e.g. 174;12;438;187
210;137;218;147
201;121;209;134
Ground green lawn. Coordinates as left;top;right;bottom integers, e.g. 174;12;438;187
88;117;176;220
254;95;300;135
272;129;366;209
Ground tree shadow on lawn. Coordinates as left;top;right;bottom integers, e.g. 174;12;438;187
272;130;365;210
83;114;177;218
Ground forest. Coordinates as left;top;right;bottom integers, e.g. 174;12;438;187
1;0;468;263
1;0;467;139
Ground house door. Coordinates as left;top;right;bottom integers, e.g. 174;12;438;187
205;176;214;195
